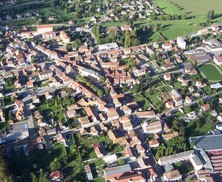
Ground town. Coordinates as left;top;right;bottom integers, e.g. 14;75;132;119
0;0;222;182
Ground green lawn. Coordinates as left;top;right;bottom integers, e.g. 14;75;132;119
155;18;204;39
170;0;222;16
185;119;213;137
153;0;185;15
199;64;222;81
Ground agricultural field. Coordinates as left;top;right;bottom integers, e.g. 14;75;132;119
199;64;222;81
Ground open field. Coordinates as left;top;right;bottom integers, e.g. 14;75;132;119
152;0;222;40
153;0;185;15
199;64;222;81
170;0;222;16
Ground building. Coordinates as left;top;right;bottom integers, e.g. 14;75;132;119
108;129;126;144
163;170;182;181
36;24;53;34
84;165;93;181
203;39;222;55
190;134;222;155
188;53;212;65
213;55;222;66
158;150;193;165
98;43;118;51
104;164;131;181
92;143;106;158
38;70;53;81
50;170;64;181
142;121;162;134
177;37;186;49
5;121;30;142
162;43;172;51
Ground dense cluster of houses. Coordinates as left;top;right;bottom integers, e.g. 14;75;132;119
95;0;160;23
0;22;222;181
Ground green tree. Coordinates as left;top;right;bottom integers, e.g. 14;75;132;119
49;158;61;171
124;30;131;48
30;172;38;182
97;89;103;97
0;148;13;182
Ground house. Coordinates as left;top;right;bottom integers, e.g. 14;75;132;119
163;170;182;181
84;107;97;122
142;121;162;134
107;108;119;121
60;31;70;44
169;89;182;106
92;143;106;158
162;43;172;51
106;26;119;34
165;100;174;109
177;37;186;49
124;147;136;160
148;139;159;148
45;92;53;100
201;104;211;111
120;105;132;115
78;116;91;128
163;74;171;81
50;170;64;182
38;70;53;81
162;132;178;141
108;129;126;144
121;25;132;31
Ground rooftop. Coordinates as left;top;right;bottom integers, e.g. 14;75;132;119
190;134;222;151
104;164;131;176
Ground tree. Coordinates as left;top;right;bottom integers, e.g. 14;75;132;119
124;30;131;48
99;76;105;83
49;158;61;171
8;112;14;121
97;89;103;97
132;38;140;46
0;148;13;182
207;10;214;25
30;173;38;182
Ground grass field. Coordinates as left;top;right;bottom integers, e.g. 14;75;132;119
199;64;222;81
152;0;222;40
154;0;185;15
170;0;222;16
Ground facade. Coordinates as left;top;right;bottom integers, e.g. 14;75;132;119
37;24;53;34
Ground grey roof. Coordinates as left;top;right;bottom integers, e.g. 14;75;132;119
190;134;222;151
6;121;29;142
104;164;131;176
